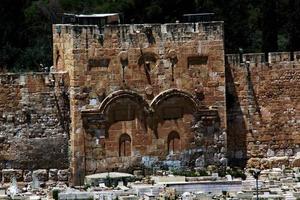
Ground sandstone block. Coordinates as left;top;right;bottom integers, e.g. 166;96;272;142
260;158;270;169
1;169;23;182
292;156;300;167
268;156;289;168
247;158;261;168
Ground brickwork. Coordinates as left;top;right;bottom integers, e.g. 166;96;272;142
1;19;299;186
53;22;226;185
226;52;300;168
0;73;70;182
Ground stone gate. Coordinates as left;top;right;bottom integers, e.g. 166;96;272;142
52;21;226;184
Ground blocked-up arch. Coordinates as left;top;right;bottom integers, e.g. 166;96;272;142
167;131;181;154
150;88;199;111
119;133;131;157
98;90;149;114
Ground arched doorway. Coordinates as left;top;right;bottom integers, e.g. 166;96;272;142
119;133;131;157
167;131;181;154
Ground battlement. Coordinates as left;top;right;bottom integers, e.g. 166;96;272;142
53;21;225;73
226;51;300;68
53;21;224;47
0;72;68;86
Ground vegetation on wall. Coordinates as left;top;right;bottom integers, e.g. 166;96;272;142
1;0;300;71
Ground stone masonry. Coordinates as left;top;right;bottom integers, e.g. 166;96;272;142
0;19;299;186
0;73;70;182
226;52;300;169
52;22;226;185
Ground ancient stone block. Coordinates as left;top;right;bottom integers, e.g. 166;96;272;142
247;158;261;168
33;169;48;182
49;169;58;181
260;158;270;169
268;156;289;168
58;169;69;181
292;156;300;167
1;169;23;182
23;170;32;182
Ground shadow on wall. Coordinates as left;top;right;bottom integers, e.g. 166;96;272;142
225;60;247;167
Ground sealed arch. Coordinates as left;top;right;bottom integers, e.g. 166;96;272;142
98;90;149;114
119;133;131;157
149;89;200;141
168;131;181;154
150;89;199;111
97;90;149;141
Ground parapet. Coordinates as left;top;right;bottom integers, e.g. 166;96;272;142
53;21;224;46
243;53;265;63
226;51;300;69
268;52;290;63
0;72;68;87
225;54;240;66
294;51;300;62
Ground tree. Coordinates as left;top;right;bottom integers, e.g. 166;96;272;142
287;0;300;51
262;0;278;53
0;0;300;71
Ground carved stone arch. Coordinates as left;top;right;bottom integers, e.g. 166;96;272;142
98;90;149;114
148;89;201;139
150;88;200;111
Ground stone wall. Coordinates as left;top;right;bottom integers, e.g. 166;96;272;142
1;20;299;186
226;52;300;168
53;22;226;185
0;73;70;182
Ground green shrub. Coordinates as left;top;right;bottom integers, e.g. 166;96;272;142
52;189;60;200
84;183;91;190
197;169;209;176
171;169;207;177
226;168;247;180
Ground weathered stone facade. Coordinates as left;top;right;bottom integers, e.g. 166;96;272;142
1;20;299;186
0;73;70;182
226;52;300;168
52;22;226;185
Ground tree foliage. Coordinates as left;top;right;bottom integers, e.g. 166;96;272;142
1;0;300;71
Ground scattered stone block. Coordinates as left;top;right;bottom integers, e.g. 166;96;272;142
247;158;261;168
133;170;143;179
269;157;289;168
292;156;300;167
0;186;6;195
49;169;58;181
23;170;32;182
1;169;23;182
58;169;69;181
33;169;48;182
